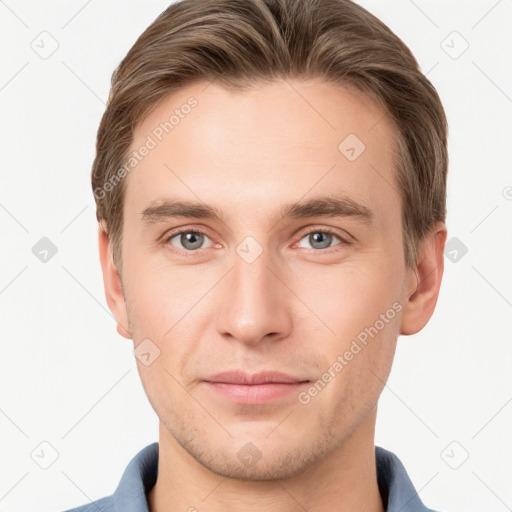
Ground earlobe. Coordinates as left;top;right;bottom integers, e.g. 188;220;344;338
400;222;448;336
97;225;132;339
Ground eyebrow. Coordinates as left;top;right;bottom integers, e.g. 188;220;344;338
140;196;374;225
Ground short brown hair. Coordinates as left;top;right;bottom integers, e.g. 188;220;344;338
92;0;448;272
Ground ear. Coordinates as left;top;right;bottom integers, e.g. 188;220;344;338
98;225;131;339
400;221;448;336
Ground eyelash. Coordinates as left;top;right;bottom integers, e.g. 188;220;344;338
162;226;350;257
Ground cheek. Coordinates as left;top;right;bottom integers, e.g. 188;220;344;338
296;260;402;394
123;255;202;335
122;259;220;378
292;258;403;337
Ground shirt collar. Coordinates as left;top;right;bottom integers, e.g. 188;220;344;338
112;442;435;512
375;446;435;511
113;442;158;512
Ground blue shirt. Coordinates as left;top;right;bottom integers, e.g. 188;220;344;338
61;443;440;512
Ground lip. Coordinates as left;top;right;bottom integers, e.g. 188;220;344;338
202;370;310;404
205;370;308;385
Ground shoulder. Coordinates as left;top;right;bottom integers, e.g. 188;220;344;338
56;442;158;512
59;495;114;512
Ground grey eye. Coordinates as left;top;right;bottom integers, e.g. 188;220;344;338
169;231;208;251
297;231;342;250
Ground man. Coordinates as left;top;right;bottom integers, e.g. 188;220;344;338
65;0;448;510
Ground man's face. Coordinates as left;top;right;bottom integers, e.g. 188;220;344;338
116;78;416;479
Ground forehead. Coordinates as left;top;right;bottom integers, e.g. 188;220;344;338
125;78;400;230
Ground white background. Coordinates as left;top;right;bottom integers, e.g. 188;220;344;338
1;1;511;511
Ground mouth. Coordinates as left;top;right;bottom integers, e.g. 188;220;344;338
202;370;310;404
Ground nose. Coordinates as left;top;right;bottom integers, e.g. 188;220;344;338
215;244;293;347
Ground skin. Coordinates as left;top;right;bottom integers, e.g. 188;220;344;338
99;77;447;512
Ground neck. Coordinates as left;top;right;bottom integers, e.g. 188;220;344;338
148;406;384;512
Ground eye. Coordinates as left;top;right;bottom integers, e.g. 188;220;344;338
165;229;214;252
296;228;347;251
163;227;349;256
